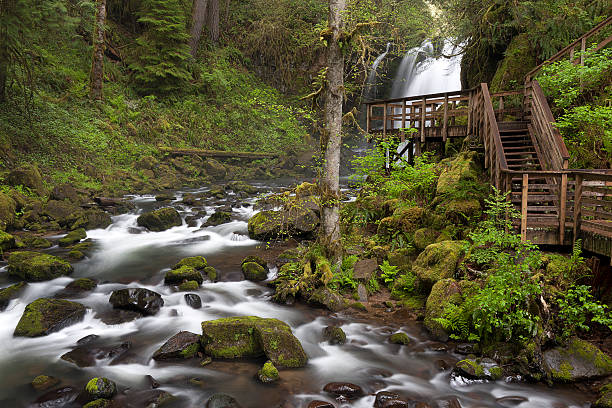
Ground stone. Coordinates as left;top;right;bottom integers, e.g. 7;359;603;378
242;261;267;281
85;377;117;400
14;298;86;337
389;332;410;345
308;287;347;312
0;282;27;311
165;265;204;285
153;331;201;360
31;375;60;392
200;316;307;368
322;326;346;345
412;241;464;292
353;258;378;281
137;207;182;231
207;393;242;408
205;211;232;226
8;251;73;281
58;228;86;247
323;382;363;399
543;338;612;382
0;230;16;251
8;165;44;194
257;361;279;383
109;288;164;315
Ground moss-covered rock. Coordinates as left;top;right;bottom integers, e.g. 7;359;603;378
8;165;44;194
165;265;204;285
8;251;74;281
59;228;87;247
200;316;307;368
0;282;27;311
413;228;438;251
0;230;16;250
137;207;182;231
14;298;86;337
85;377;117;400
257;361;280;383
322;326;346;345
389;332;410;345
31;375;60;391
543;338;612;383
242;262;267;281
153;331;201;360
412;241;464;291
424;279;478;340
308;287;348;312
174;256;207;270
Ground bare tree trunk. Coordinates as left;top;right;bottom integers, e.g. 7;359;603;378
321;0;345;264
207;0;219;43
189;0;209;56
90;0;106;101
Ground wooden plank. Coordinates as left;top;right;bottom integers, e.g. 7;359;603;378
559;173;568;244
159;147;278;159
521;173;529;241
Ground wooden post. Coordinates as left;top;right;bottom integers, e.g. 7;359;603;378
443;93;448;142
521;173;529;241
421;98;426;143
383;103;387;139
573;174;583;245
559;173;568;245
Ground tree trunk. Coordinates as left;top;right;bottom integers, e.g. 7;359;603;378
320;0;345;264
189;0;209;56
90;0;106;101
207;0;219;43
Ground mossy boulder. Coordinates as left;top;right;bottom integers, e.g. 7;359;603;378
14;298;86;337
174;256;207;270
436;151;479;196
242;262;267;281
59;228;86;247
153;331;201;360
0;230;16;251
543;338;612;383
413;228;438;251
424;279;478;340
137;207;182;231
412;241;464;291
85;377;117;400
8;251;74;281
389;332;410;345
8;165;44;194
308;287;348;312
0;282;27;311
0;192;17;230
200;316;307;368
165;265;204;285
257;361;279;383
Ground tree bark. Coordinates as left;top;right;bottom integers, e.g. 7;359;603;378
189;0;209;56
321;0;345;263
207;0;219;43
90;0;106;101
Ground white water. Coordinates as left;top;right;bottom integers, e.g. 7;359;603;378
0;185;591;407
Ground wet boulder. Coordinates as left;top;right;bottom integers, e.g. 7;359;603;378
308;287;348;312
85;377;117;400
257;361;279;383
8;251;74;281
543;338;612;383
0;230;16;251
241;262;267;281
153;331;201;360
14;298;86;337
0;282;27;311
412;241;464;292
58;228;86;247
165;265;204;285
200;316;307;368
137;207;182;231
323;382;363;399
204;211;232;226
184;294;202;309
109;288;164;315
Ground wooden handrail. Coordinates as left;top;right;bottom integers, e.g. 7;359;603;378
525;15;612;82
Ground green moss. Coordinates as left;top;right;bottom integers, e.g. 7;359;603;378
174;256;207;270
178;280;200;291
58;228;86;247
389;332;410;345
165;265;203;285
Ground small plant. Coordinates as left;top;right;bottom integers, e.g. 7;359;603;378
380;260;399;286
557;285;612;339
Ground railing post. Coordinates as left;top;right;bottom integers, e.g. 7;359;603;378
573;174;583;245
521;173;529;242
443;93;448;142
559;173;568;245
421;98;426;143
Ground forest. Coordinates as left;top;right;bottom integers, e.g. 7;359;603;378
0;0;611;407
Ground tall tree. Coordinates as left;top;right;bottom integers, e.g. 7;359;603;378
207;0;219;43
90;0;107;100
320;0;345;263
189;0;208;56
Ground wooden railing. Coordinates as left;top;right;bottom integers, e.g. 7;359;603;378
525;15;612;82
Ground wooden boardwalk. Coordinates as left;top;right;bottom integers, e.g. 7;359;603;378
365;18;612;262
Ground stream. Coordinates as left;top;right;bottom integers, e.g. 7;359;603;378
0;182;592;408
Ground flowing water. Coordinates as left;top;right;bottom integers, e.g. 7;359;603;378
0;183;592;408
